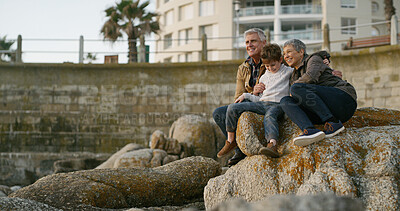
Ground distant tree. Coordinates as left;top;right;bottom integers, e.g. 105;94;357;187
0;35;15;62
384;0;396;32
85;52;97;64
101;0;159;63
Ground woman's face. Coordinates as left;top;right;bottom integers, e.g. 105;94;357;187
283;45;304;69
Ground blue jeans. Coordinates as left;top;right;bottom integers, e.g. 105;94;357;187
280;83;357;131
225;101;284;144
213;99;253;138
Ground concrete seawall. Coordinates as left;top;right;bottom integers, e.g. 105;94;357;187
0;45;399;154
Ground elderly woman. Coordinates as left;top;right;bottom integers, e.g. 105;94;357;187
280;39;357;147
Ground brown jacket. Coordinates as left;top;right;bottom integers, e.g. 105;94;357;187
234;59;266;101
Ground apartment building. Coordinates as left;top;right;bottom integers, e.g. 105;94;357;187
155;0;399;63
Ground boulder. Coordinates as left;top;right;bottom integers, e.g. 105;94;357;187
208;193;364;211
96;143;144;169
114;148;168;168
0;185;12;196
54;157;107;173
150;130;184;155
204;108;400;210
9;156;221;210
0;197;62;211
169;115;223;159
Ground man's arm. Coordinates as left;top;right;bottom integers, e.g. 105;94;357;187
234;68;247;101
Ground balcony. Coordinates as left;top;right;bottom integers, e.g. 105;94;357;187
281;29;322;40
281;5;322;14
238;5;322;17
238;6;274;17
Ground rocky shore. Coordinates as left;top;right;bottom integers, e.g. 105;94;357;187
1;107;399;210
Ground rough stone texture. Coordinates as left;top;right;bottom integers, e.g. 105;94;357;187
54;157;107;173
96;143;144;169
209;193;364;211
150;130;184;155
204;108;400;210
0;185;12;196
114;148;168;168
0;197;62;211
1;152;110;187
169;115;221;159
9;156;221;210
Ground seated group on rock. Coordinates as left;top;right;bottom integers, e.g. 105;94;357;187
213;28;357;166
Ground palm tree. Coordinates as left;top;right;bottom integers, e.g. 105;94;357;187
101;0;159;63
384;0;396;32
0;35;15;62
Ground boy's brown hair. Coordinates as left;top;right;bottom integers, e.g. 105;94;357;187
261;43;282;62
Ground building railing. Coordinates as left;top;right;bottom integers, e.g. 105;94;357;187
1;17;399;64
238;4;322;17
239;6;274;17
281;5;322;14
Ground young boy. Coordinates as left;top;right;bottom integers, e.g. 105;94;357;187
217;43;293;158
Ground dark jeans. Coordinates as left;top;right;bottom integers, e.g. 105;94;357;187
280;83;357;131
213;100;253;138
225;101;283;143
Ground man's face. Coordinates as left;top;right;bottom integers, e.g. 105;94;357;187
245;33;265;59
283;44;304;68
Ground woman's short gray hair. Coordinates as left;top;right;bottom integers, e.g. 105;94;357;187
283;39;306;55
244;28;266;42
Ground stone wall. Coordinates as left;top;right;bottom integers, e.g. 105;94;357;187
0;62;238;153
0;45;399;154
331;45;400;109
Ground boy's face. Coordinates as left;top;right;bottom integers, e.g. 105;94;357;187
262;58;282;73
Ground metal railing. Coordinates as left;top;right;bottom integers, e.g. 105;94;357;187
281;5;322;14
1;17;399;64
238;4;322;17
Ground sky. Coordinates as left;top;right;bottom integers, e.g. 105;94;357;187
0;0;156;63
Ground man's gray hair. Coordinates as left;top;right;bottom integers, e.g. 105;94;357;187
244;28;266;42
283;39;307;55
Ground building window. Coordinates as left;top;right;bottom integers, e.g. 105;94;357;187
164;57;172;63
164;0;169;3
178;28;192;46
341;18;356;35
185;53;192;62
164;9;173;26
164;33;172;49
178;53;192;62
199;0;215;17
371;1;379;13
341;0;356;8
199;24;218;38
179;3;194;21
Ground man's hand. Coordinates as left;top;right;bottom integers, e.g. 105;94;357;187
253;83;265;96
332;69;343;78
235;94;245;103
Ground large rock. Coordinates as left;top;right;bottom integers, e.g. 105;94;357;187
204;108;400;210
169;115;224;159
114;148;169;168
9;156;221;210
96;143;144;169
54;157;107;173
0;197;62;211
150;130;182;155
209;193;364;211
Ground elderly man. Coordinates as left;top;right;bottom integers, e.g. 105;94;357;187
213;28;267;166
